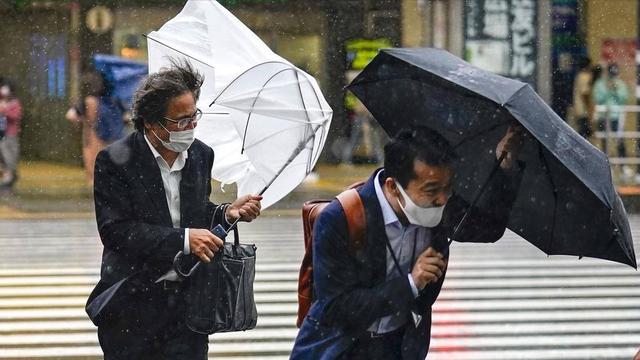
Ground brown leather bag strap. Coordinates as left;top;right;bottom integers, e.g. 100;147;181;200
336;188;366;251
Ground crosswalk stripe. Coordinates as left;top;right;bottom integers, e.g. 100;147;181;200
0;217;638;360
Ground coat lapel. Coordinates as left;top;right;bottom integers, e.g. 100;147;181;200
133;132;173;226
358;169;389;283
179;146;200;228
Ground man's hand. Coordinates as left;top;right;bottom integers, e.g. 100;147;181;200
188;228;224;263
226;194;263;223
496;122;527;170
411;247;447;290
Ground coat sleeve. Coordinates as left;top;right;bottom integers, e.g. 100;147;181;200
313;203;416;333
94;149;184;263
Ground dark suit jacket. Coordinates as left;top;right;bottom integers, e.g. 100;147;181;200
291;166;521;360
86;131;227;326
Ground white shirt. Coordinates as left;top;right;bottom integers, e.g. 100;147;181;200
368;169;432;334
143;134;190;282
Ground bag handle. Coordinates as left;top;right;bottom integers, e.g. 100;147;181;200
174;204;238;279
173;225;236;279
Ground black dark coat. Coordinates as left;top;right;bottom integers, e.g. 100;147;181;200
86;131;227;327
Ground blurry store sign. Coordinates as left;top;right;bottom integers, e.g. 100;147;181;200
346;38;393;71
464;0;537;88
602;39;636;63
86;5;114;35
344;38;392;111
29;34;66;99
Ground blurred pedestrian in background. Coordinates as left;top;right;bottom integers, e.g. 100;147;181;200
66;71;128;187
572;56;593;140
593;63;630;179
66;72;109;187
342;100;384;165
0;78;22;189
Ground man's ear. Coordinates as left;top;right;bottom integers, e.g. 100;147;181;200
383;177;398;195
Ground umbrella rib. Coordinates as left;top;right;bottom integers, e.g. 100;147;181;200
448;152;507;245
239;67;297;154
202;111;230;115
292;69;315;174
302;72;331;168
539;145;559;255
257;124;327;196
242;123;311;151
214;104;326;124
144;34;215;70
311;118;330;166
209;61;291;106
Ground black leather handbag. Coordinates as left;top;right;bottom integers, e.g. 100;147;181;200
174;225;258;334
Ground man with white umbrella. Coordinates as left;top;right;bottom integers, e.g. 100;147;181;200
87;61;262;359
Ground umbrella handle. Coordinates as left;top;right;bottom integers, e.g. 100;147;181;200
173;251;201;278
448;152;507;246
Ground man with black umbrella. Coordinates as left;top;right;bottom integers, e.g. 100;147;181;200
292;124;525;359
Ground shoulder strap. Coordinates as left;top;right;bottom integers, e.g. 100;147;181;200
336;188;366;251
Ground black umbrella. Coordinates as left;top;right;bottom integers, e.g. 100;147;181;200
347;48;636;268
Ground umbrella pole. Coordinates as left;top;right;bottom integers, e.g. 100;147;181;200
447;152;507;246
220;123;326;232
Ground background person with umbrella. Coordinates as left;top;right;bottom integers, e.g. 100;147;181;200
86;61;262;359
291;125;525;359
65;55;146;186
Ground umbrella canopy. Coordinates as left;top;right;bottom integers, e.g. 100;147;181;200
92;54;147;107
146;0;331;209
348;47;636;268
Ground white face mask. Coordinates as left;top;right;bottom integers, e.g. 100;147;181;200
396;182;446;228
0;86;9;98
151;122;195;153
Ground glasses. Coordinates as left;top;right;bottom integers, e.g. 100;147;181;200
163;108;202;129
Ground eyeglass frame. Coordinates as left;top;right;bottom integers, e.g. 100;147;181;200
162;108;202;129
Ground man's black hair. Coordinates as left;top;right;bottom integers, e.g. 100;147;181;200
384;127;457;187
132;59;203;132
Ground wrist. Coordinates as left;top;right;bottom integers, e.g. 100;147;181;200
223;204;236;224
410;272;425;290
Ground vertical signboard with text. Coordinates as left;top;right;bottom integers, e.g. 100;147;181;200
464;0;538;88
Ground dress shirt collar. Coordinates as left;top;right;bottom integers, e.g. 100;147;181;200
374;169;401;226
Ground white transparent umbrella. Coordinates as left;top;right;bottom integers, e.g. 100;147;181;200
146;0;332;209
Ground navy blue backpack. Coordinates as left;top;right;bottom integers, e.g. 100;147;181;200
95;96;125;143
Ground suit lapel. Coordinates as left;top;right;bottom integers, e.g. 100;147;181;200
133;132;173;226
358;169;389;283
179;146;199;228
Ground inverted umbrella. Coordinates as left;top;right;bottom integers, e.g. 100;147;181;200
147;0;331;209
348;47;636;268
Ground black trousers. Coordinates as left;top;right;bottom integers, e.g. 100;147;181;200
98;281;208;360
